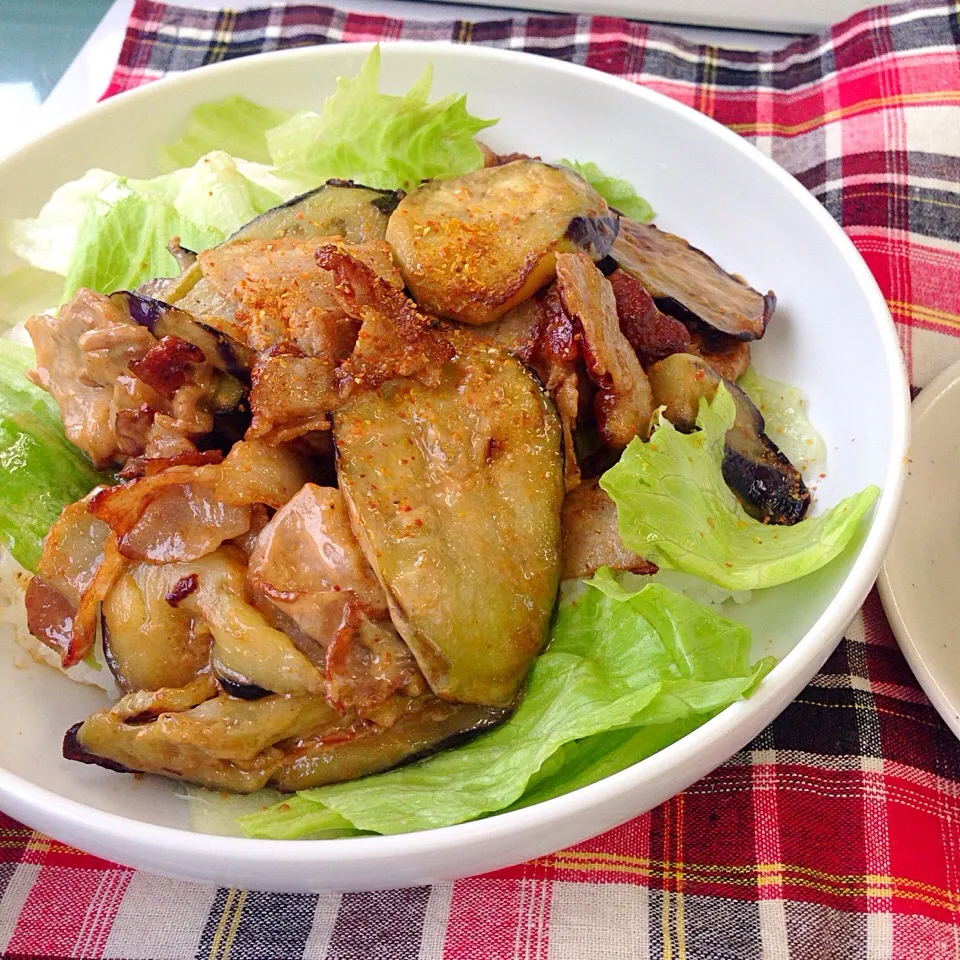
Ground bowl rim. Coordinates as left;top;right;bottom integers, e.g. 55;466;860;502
0;39;910;868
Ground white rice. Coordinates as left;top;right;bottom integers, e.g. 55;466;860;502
0;546;118;697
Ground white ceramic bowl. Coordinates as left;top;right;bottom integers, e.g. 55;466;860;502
0;42;908;892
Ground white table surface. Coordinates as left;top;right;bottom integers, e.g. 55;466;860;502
4;0;799;162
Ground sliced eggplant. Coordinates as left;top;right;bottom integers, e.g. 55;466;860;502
110;291;254;380
334;345;564;708
386;160;619;325
101;566;210;692
65;678;502;793
647;353;810;525
227;181;402;245
136;240;201;303
273;699;505;792
211;659;271;701
147;549;328;697
612;219;775;341
64;676;348;793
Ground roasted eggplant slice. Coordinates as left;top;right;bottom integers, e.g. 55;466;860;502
110;291;255;379
227;181;402;245
147;549;328;697
334;346;564;708
273;699;505;792
101;566;210;692
647;353;810;525
612;219;775;341
386;160;619;325
65;679;503;793
64;675;348;793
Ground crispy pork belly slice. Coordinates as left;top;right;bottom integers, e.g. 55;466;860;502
25;498;125;668
647;352;810;525
607;269;692;366
612;219;775;341
556;252;654;448
386;160;619;326
314;244;454;393
246;342;339;445
561;478;657;581
89;464;251;564
89;443;308;565
248;484;423;716
196;236;401;357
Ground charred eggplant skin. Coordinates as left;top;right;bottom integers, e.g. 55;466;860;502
333;346;564;708
63;723;135;774
612;220;774;341
647;353;810;525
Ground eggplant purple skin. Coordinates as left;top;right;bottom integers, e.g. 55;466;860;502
721;439;810;526
653;293;778;343
563;215;620;260
63;723;134;774
611;220;775;341
213;663;271;701
392;707;508;769
110;290;252;381
647;352;810;525
257;180;403;219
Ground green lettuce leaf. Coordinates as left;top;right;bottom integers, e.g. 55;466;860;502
1;169;118;276
266;45;496;190
60;153;284;301
738;366;826;470
600;384;879;591
239;570;771;839
0;267;64;335
559;159;655;222
0;342;109;571
5;152;287;303
159;95;293;171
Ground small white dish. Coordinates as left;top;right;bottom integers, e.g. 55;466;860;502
0;41;909;892
879;361;960;739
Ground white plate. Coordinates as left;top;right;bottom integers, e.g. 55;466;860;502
879;362;960;739
0;41;909;892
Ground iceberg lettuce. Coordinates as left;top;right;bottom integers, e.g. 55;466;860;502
240;570;772;839
600;385;879;591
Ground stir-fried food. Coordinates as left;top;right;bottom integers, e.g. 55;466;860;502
22;159;806;793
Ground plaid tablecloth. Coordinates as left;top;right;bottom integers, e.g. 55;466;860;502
3;0;959;957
